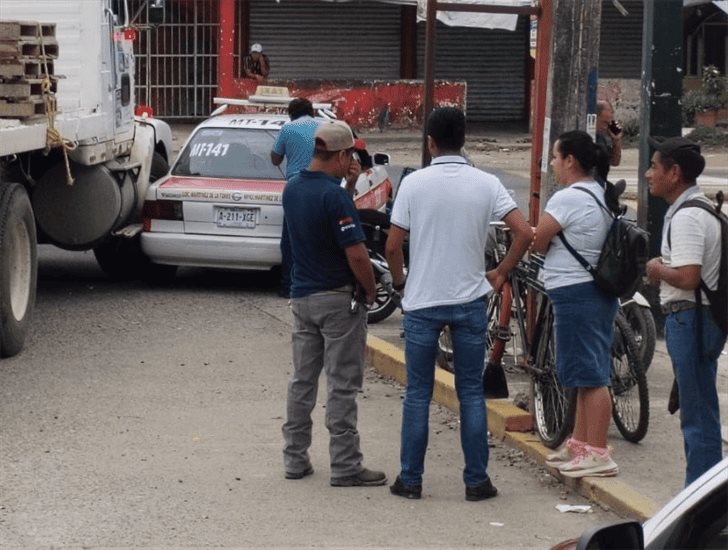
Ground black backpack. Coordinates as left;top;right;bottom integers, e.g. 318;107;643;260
668;191;728;335
558;186;650;298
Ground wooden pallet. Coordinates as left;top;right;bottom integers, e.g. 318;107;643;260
0;21;55;41
0;58;53;78
0;96;45;118
0;38;59;59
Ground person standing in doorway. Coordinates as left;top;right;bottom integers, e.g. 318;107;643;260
385;107;532;501
281;120;386;488
645;136;725;486
243;43;269;83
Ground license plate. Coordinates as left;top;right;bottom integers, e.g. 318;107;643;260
215;207;257;228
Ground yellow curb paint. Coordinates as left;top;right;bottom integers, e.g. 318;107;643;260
366;334;661;521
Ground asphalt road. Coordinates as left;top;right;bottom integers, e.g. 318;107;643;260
0;246;620;548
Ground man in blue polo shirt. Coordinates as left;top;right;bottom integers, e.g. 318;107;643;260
281;120;386;488
271;97;321;297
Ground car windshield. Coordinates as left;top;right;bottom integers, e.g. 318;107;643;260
172;127;285;180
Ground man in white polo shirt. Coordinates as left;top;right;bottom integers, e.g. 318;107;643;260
385;107;532;501
645;136;725;486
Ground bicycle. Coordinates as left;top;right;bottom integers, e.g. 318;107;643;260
436;223;649;448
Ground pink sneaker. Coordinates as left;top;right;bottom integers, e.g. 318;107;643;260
545;438;585;468
558;449;619;478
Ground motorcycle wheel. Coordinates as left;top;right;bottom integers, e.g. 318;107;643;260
621;302;656;371
367;278;397;324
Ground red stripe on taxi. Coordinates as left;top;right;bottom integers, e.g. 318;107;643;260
160;176;285;193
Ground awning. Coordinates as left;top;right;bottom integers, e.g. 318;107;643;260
417;0;532;31
317;0;532;31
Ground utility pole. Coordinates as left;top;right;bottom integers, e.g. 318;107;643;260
539;0;602;202
637;0;683;329
637;0;683;252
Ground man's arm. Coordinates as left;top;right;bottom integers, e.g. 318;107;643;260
486;209;533;292
345;242;377;305
645;259;701;290
259;55;270;77
609;134;622;166
530;212;562;254
271;152;284;166
385;224;408;291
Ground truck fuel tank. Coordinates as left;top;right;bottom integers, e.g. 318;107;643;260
32;160;136;250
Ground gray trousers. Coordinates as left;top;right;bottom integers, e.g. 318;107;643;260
282;290;367;477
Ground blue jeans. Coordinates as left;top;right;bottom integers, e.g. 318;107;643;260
400;296;489;487
665;307;726;486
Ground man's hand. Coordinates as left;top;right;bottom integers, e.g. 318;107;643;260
486;268;507;293
344;158;362;197
645;257;663;285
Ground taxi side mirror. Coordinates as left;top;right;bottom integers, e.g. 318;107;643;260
575;521;643;550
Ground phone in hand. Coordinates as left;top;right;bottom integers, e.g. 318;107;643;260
608;120;623;136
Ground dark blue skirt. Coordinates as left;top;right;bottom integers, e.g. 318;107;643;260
547;281;618;388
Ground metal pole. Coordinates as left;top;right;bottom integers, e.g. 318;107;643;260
421;0;437;167
218;0;236;99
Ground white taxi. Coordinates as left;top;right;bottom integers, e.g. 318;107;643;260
140;113;288;280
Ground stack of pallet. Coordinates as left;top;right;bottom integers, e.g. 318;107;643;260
0;20;58;118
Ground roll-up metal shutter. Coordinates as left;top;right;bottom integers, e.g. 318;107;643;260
599;0;643;79
417;17;528;122
250;0;401;80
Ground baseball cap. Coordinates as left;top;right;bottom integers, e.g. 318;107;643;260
250;43;263;53
647;136;706;180
315;120;355;152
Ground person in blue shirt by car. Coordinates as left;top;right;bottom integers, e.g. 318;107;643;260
271;97;321;298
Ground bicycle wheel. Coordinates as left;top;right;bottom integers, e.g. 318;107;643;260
610;311;650;443
530;304;576;449
436;326;455;373
435;289;502;373
621;301;657;371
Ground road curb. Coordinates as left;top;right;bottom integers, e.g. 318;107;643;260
366;334;661;521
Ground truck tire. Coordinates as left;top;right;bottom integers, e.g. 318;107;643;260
93;152;169;280
0;182;38;358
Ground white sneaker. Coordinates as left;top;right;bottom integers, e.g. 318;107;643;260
559;450;619;478
545;438;583;468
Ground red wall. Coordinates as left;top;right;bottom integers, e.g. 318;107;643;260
225;78;466;132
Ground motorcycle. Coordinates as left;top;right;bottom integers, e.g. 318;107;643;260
357;208;407;324
619;290;656;371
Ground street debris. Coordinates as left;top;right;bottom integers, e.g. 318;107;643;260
555;504;592;514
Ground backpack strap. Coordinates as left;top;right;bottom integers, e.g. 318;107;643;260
557;185;614;276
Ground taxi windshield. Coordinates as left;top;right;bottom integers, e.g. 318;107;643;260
172;127;286;180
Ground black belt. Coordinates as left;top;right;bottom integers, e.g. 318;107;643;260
661;300;699;314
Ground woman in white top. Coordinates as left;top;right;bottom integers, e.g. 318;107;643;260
531;130;619;478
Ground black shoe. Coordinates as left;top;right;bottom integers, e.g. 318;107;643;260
389;476;422;499
330;467;387;487
285;465;314;480
465;477;498;501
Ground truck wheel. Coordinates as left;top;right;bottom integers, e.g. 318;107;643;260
0;182;38;358
93;152;169;280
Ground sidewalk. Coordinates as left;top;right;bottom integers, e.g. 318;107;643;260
366;318;728;522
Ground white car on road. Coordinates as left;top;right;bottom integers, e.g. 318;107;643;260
141;114;288;281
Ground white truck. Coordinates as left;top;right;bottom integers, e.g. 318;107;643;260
0;0;173;358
